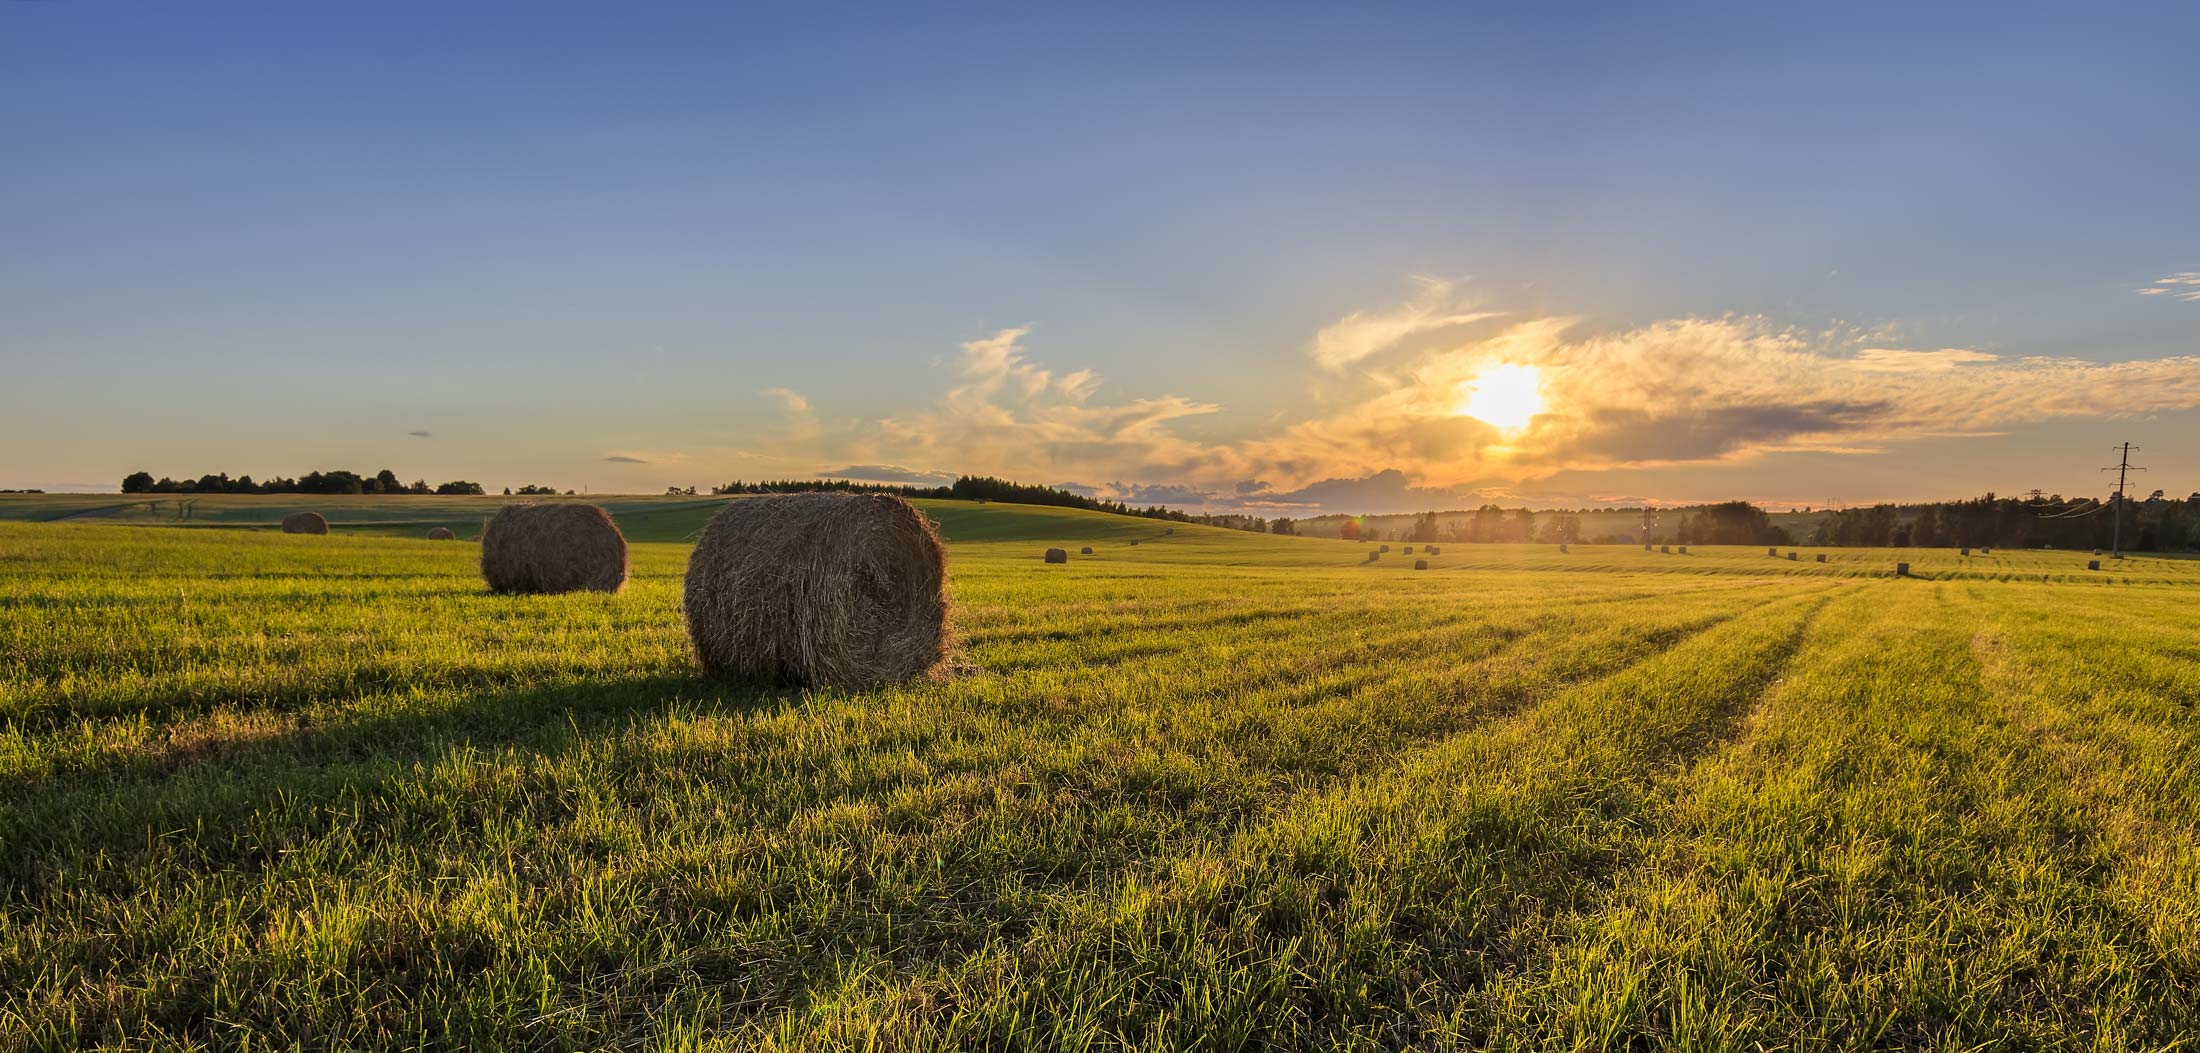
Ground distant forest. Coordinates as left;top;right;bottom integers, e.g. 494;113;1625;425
1308;492;2200;552
123;470;486;496
1805;492;2200;551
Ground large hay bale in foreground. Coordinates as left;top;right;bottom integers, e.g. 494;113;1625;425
426;527;456;541
684;493;949;687
480;503;628;595
281;511;328;535
1044;548;1069;564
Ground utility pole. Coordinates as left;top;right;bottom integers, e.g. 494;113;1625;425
2102;442;2146;558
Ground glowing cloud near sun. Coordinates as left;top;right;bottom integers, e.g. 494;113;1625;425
1457;363;1546;430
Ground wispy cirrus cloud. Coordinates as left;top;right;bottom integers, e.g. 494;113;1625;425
760;386;822;442
866;327;1241;487
603;455;649;464
1309;277;1499;370
2137;272;2200;302
407;429;432;438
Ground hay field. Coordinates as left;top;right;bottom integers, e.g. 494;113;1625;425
4;497;2199;1049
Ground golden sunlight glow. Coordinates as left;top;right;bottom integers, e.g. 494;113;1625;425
1457;363;1546;430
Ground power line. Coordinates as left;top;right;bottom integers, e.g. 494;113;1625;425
2102;442;2147;558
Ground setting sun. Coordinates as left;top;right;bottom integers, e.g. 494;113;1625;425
1457;363;1546;429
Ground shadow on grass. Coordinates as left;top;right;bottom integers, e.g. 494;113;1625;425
0;671;798;887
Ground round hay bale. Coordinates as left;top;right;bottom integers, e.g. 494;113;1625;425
1079;546;1093;555
2088;559;2101;570
1559;543;1570;553
1044;548;1069;564
683;492;949;687
1414;559;1428;570
1815;553;1827;562
426;527;456;541
1366;551;1379;562
280;511;329;535
480;503;628;595
1403;546;1415;555
1380;544;1390;552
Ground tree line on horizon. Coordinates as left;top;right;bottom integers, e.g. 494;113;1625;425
1304;492;2200;551
122;470;485;496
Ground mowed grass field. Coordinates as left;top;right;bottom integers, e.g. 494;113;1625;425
4;495;2200;1050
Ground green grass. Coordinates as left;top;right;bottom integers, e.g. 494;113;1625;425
3;499;2198;1049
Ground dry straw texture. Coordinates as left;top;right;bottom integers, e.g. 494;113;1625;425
1044;548;1069;564
480;503;629;595
684;493;950;687
280;512;328;535
426;527;456;541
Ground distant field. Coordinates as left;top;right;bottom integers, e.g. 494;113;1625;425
4;498;2199;1049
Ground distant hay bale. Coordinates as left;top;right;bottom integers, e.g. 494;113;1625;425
1960;547;1970;556
1559;543;1570;553
2091;549;2102;556
280;511;328;535
683;492;949;687
1366;551;1379;562
1643;543;1653;551
1816;553;1827;563
1380;544;1390;552
1767;547;1778;557
2088;559;2101;571
1659;544;1670;553
1044;548;1069;564
426;526;456;541
1677;545;1688;554
480;503;628;595
1980;547;1991;554
1403;546;1415;554
1787;552;1798;560
1896;562;1911;577
1427;546;1441;555
1414;559;1428;570
1080;546;1093;555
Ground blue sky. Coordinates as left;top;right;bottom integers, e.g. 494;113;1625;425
5;2;2197;511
